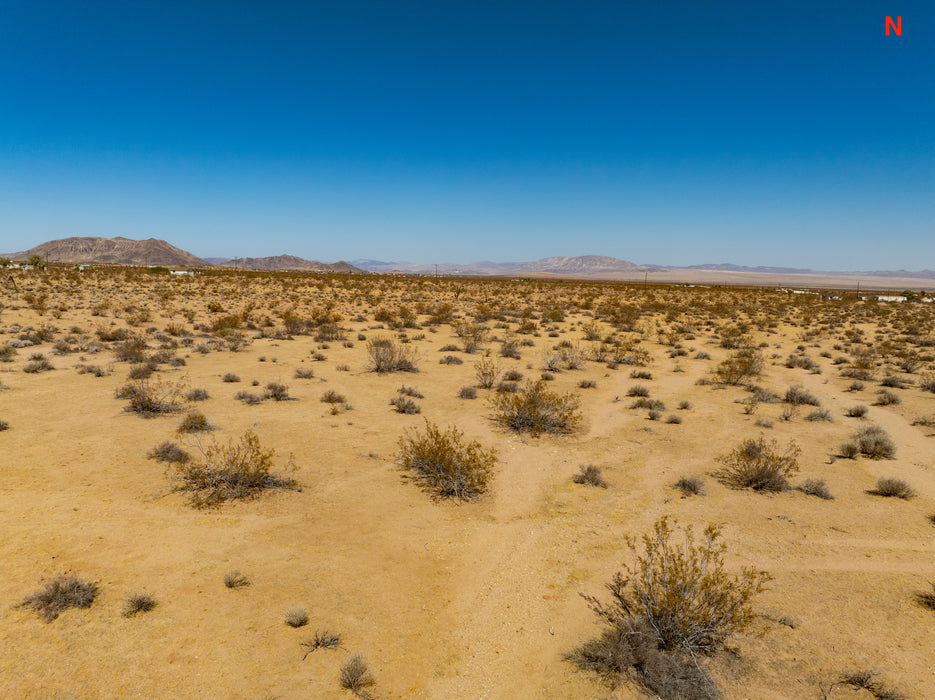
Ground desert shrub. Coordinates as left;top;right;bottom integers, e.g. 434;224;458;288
677;400;692;410
221;372;240;383
234;390;261;405
578;379;597;389
846;380;864;392
573;464;608;488
874;389;901;406
846;404;868;418
23;353;53;373
716;437;800;492
127;363;154;380
122;593;157;617
648;409;662;421
627;385;650;397
367;336;418;373
714;347;763;384
630;397;665;411
490;380;581;435
390;396;421;414
397;420;497;501
439;354;463;365
853;425;896;459
695;351;711;360
496;380;518;393
171;430;298;507
398;385;423;398
576;517;770;655
674;476;704;496
294;367;315;379
630;370;653;380
285;607;309;628
301;630;342;658
805;409;833;422
920;375;935;393
320;389;346;404
474;357;500;388
0;419;8;431
839;441;860;459
832;670;904;700
177;409;212;433
502;369;523;382
869;478;914;499
340;653;375;695
458;386;477;399
21;574;99;622
75;363;106;377
784;385;820;406
148;441;190;463
224;571;250;589
186;387;209;401
264;382;290;401
0;344;17;361
915;583;935;611
799;478;833;500
665;414;683;424
118;376;184;417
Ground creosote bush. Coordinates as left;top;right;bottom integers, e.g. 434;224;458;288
490;380;581;435
568;518;769;697
397;420;497;501
172;430;298;507
367;336;418;373
117;376;186;417
21;574;99;622
714;347;763;385
177;408;212;433
716;436;800;492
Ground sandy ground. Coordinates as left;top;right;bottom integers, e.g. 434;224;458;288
1;274;933;699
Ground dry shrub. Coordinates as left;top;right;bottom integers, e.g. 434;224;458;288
118;376;185;417
569;518;769;697
367;336;418;373
869;477;914;499
285;607;309;628
830;670;904;700
915;582;935;611
714;347;763;385
177;409;212;433
301;630;342;658
340;653;375;696
490;380;581;435
674;476;705;497
122;593;157;617
172;430;298;507
573;464;608;488
852;425;896;459
21;574;99;622
716;436;800;492
474;357;500;388
397;420;497;501
224;571;250;589
784;384;820;406
148;441;190;463
390;395;420;414
799;478;833;500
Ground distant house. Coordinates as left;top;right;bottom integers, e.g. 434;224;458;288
876;295;908;302
170;269;195;276
77;264;91;271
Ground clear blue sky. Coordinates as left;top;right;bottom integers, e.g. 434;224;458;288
1;1;932;269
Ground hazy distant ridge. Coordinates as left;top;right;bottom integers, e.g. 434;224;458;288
216;255;364;273
9;236;209;267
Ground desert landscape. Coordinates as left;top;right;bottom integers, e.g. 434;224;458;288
1;263;933;699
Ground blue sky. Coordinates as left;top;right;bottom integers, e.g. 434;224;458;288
1;1;932;269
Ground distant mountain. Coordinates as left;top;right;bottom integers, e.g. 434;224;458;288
685;263;816;274
8;236;209;267
202;257;232;265
354;255;656;276
217;255;365;273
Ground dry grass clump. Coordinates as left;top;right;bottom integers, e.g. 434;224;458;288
23;353;53;373
828;670;904;700
490;380;581;435
0;419;9;431
845;404;868;418
177;409;213;433
285;607;309;628
874;389;901;406
122;593;157;617
783;384;820;406
573;464;608;488
568;518;769;697
714;347;763;384
21;574;99;622
294;367;315;379
914;582;935;611
171;430;298;507
799;478;834;500
221;372;240;383
340;653;375;696
389;395;421;414
674;476;705;497
367;336;418;373
805;408;833;422
474;357;500;388
224;571;250;589
868;478;915;499
458;386;477;399
716;436;800;492
397;420;497;501
186;387;209;401
263;381;290;401
148;441;190;463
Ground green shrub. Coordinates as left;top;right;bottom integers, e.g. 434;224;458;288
490;380;581;435
397;420;497;501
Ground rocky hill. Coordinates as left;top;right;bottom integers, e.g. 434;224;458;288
217;255;365;273
8;237;209;267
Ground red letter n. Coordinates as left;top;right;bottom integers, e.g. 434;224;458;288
886;16;902;35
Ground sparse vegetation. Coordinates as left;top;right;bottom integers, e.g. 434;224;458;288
122;593;157;617
397;420;497;500
224;571;250;589
573;464;608;488
869;478;914;499
21;574;99;622
367;336;418;373
490;380;581;435
799;478;833;500
716;436;800;491
285;607;309;628
674;476;705;496
340;653;375;696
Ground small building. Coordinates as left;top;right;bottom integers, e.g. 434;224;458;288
876;295;908;302
170;269;195;276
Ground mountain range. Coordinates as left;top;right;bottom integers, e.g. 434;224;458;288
4;237;933;282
